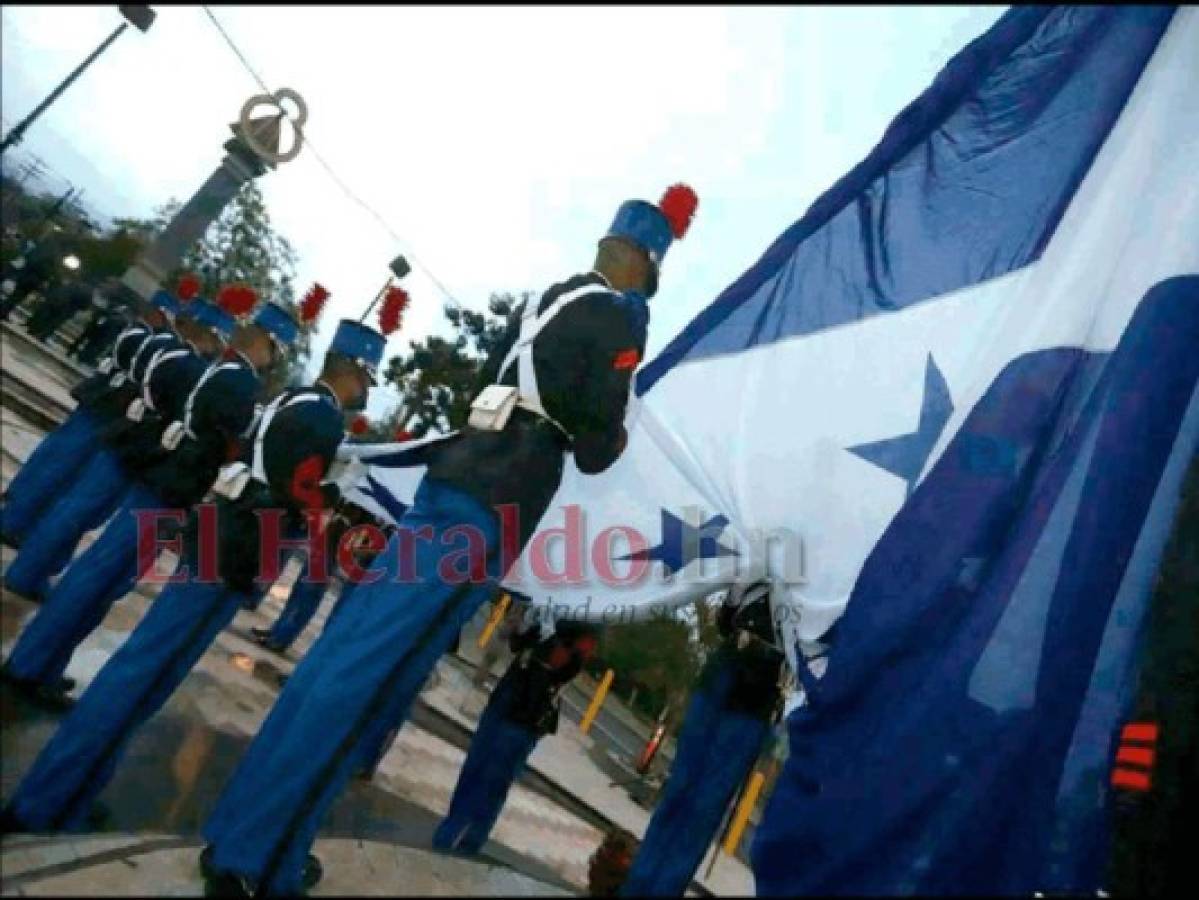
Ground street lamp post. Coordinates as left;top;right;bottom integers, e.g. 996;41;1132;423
0;6;156;156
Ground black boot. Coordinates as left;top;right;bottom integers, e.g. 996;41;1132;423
250;628;287;654
302;854;323;890
198;845;322;895
21;675;76;712
199;846;256;898
0;805;29;835
1;668;76;711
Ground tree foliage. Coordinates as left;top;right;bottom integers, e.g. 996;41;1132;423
121;182;306;393
378;292;530;438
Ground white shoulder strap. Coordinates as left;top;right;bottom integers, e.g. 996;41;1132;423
105;325;143;372
141;348;189;412
250;391;327;484
129;333;168;381
496;281;608;434
179;361;239;439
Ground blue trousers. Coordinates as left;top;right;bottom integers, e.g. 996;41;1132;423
308;576;406;777
0;408;101;544
620;653;772;897
433;669;540;854
266;562;329;650
4;573;258;831
203;477;503;895
324;578;357;632
3;483;165;686
3;447;130;598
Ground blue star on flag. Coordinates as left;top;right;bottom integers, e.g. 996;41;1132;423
618;509;741;577
848;353;954;497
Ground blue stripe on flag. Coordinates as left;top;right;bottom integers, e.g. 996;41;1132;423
751;276;1199;894
637;6;1176;396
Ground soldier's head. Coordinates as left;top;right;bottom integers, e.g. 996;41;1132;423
320;320;386;413
146;289;180;331
598;184;698;300
594;237;654;298
319;352;371;413
224;298;299;373
143;306;170;331
229;322;276;372
175;316;216;356
177;299;234;361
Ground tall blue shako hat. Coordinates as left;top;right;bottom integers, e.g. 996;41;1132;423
604;184;699;299
214;283;300;355
149;288;181;319
331;264;411;385
170;276;235;344
252;301;301;353
188;298;236;342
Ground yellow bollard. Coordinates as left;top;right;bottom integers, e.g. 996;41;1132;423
580;669;615;736
722;770;767;856
477;592;512;649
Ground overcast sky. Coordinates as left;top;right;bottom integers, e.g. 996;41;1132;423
1;5;1006;416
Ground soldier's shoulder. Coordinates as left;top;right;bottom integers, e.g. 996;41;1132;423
571;288;649;340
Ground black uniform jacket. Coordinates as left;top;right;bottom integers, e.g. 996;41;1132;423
503;621;601;735
141;350;262;508
187;381;346;592
101;341;212;474
425;271;649;547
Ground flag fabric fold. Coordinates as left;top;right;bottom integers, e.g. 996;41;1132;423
350;6;1195;891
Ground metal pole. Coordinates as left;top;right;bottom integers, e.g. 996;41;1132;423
358;276;393;324
0;22;130;155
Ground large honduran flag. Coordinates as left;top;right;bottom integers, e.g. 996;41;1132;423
351;5;1196;892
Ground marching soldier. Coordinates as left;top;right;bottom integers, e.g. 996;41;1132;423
433;616;600;856
198;183;698;896
1;288;211;601
0;297;291;710
619;581;788;897
0;290;176;549
0;315;375;838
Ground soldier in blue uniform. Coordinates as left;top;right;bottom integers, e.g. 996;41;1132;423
1;290;218;601
0;290;176;549
198;183;698;896
0;315;375;838
0;300;289;710
619;582;787;897
249;493;397;654
433;617;600;856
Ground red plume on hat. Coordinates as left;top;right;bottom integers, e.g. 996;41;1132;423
176;272;202;302
394;426;414;442
659;184;698;240
349;414;370;436
216;283;258;319
378;286;410;336
299;282;330;327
